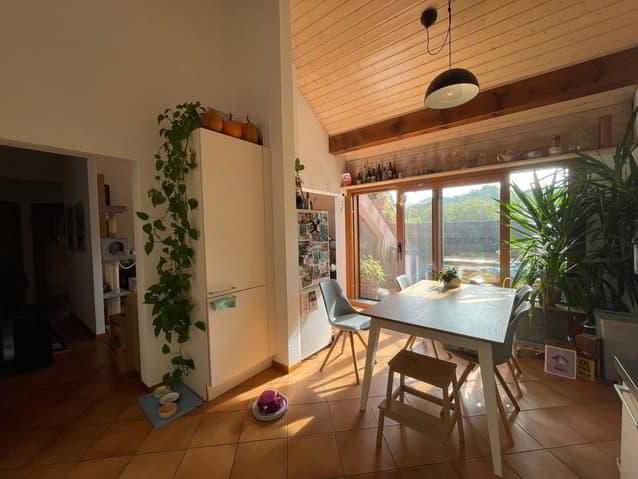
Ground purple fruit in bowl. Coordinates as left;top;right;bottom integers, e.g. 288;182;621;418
257;389;285;415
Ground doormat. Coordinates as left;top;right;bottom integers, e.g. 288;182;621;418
138;382;204;428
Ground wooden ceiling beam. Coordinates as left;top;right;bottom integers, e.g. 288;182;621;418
328;46;638;155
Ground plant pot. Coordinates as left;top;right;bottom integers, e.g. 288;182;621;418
515;306;546;352
543;287;562;307
443;278;461;289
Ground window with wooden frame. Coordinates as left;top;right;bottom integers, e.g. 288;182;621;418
345;161;570;302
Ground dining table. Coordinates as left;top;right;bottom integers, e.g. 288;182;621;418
358;280;516;478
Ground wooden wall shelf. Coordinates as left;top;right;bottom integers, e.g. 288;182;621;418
341;148;614;194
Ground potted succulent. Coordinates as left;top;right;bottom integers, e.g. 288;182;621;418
433;267;461;289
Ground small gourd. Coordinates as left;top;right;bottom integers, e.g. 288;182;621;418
242;117;259;144
223;113;244;139
203;109;224;132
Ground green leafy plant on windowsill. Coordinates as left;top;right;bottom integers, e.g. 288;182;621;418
136;101;206;387
360;255;386;288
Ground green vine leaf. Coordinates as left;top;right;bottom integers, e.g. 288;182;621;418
139;101;204;388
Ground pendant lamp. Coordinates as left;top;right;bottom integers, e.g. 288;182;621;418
422;1;479;109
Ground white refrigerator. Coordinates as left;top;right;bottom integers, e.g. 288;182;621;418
185;129;272;400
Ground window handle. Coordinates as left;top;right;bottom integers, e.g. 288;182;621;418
397;241;403;260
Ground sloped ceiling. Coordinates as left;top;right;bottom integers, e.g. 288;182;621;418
291;0;638;159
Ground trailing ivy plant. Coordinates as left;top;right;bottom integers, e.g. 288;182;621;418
136;102;206;387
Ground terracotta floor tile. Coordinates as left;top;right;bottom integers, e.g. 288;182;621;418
279;380;326;404
511;381;573;410
287;433;342;479
451;457;521;478
549;443;620;479
117;402;145;422
466;415;543;454
458;381;516;417
239;410;287;442
230;438;286;479
514;408;588;448
137;415;201;454
174;444;236;479
344;471;402;479
206;386;257;413
242;367;289;387
0;429;57;469
400;462;461;478
320;369;393;401
119;450;184;479
594;440;621;460
287;402;333;437
367;396;399;427
328;398;377;431
72;393;133;425
543;376;618;403
505;449;578;479
189;411;245;447
66;456;131;479
0;463;74;479
559;402;621;442
382;425;447;468
83;420;151;460
335;428;396;475
32;423;109;465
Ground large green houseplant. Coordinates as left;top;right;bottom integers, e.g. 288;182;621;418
503;170;590;306
137;102;206;387
572;108;638;313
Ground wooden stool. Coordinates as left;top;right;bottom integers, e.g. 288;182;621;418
376;350;464;448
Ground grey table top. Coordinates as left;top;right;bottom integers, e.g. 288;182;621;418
360;280;516;344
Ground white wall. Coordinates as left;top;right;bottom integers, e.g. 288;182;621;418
293;87;345;195
0;0;303;383
63;156;104;334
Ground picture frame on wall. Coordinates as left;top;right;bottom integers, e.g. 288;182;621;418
544;343;577;379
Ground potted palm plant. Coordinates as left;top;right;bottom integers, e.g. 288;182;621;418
501;170;590;346
571;110;638;379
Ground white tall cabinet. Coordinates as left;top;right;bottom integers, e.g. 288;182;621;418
183;128;272;400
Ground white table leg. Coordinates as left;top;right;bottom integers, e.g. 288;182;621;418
477;342;503;477
360;319;380;411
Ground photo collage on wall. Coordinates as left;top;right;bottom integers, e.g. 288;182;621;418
298;211;330;290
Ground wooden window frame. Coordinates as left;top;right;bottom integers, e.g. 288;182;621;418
345;160;570;301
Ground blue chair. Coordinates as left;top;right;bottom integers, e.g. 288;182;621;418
396;275;441;359
319;279;370;383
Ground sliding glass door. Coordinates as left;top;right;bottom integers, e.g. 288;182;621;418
442;182;501;283
403;189;434;284
357;191;399;300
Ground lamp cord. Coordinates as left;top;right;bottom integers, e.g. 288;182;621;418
425;0;453;71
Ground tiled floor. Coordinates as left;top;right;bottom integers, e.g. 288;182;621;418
0;325;621;478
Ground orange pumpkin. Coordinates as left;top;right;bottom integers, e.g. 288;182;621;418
242;117;259;143
223;114;244;138
203;109;224;132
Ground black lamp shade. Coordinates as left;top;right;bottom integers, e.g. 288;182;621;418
424;68;480;109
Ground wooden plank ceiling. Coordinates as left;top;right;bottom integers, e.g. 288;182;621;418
290;0;638;147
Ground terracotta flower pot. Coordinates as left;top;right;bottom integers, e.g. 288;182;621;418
202;109;224;132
